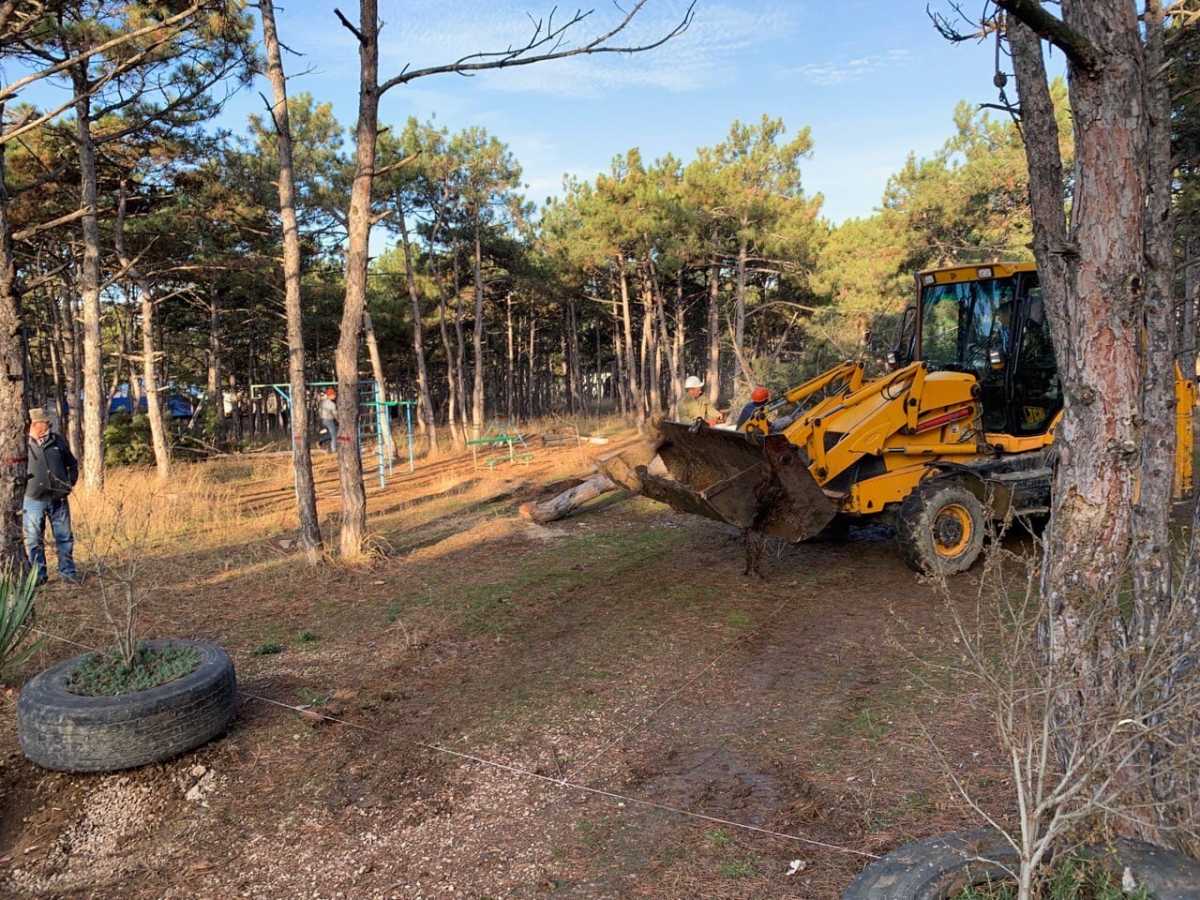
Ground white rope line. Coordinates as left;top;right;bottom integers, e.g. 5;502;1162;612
30;625;879;860
567;591;797;780
31;626;100;653
241;691;879;860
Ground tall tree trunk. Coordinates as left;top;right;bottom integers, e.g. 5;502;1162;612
395;197;438;457
617;256;643;426
260;0;322;564
733;234;751;389
114;183;169;481
1185;238;1199;381
505;292;514;422
0;120;28;571
47;292;68;435
206;291;222;444
471;217;485;434
706;261;720;407
56;277;82;457
436;270;463;449
567;297;582;414
71;67;103;491
527;314;537;418
362;309;395;460
334;0;379;559
1008;3;1178;842
670;269;685;420
453;256;468;438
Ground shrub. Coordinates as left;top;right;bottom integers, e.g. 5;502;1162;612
0;569;41;678
66;643;200;697
103;413;155;467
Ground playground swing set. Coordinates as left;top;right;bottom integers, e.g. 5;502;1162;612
249;380;415;488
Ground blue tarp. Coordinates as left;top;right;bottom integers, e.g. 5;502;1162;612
107;393;194;418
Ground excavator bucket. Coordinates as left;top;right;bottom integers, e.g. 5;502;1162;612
600;421;836;542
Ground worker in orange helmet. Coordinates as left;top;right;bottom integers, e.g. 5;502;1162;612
735;386;771;429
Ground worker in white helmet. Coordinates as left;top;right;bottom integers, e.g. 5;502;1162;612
677;375;723;425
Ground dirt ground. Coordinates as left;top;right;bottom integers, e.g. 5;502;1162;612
0;433;1014;899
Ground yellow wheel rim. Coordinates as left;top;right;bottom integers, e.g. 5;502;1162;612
933;503;972;558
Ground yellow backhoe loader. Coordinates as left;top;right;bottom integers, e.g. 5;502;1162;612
603;262;1196;574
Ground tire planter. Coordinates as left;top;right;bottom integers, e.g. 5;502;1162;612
17;639;236;773
843;828;1200;900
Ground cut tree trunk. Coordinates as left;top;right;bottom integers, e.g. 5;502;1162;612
518;474;618;524
260;0;322;564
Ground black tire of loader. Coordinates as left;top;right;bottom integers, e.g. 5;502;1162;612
896;480;985;575
18;639;236;773
842;828;1200;899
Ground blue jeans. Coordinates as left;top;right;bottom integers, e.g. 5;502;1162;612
23;496;76;583
321;418;337;454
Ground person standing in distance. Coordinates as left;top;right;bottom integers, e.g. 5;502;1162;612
24;408;80;586
319;387;338;455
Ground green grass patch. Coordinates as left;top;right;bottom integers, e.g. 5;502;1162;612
297;687;328;707
955;853;1151;900
719;859;756;879
66;643;200;697
252;641;284;656
850;707;890;741
297;630;318;643
448;528;687;637
726;610;752;629
704;828;732;848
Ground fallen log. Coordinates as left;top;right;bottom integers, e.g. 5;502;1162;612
519;473;619;524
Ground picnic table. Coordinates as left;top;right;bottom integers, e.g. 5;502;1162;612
467;432;534;469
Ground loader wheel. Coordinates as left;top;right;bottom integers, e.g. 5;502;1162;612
896;480;985;576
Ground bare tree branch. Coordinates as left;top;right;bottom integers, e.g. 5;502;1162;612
378;0;695;94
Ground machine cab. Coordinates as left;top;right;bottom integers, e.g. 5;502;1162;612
903;262;1062;439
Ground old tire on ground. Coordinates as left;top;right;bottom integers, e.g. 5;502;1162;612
896;479;985;576
843;828;1200;899
18;639;236;773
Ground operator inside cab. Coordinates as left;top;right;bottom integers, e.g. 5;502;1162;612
736;386;771;429
678;375;724;425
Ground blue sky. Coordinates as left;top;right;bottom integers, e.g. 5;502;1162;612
12;1;1054;225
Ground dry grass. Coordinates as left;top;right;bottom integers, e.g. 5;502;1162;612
71;461;271;560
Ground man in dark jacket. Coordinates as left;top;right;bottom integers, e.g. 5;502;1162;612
24;408;80;585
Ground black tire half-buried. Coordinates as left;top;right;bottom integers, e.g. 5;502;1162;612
18;639;236;773
843;828;1200;899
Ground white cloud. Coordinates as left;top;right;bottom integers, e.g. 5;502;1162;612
786;47;912;87
374;0;798;97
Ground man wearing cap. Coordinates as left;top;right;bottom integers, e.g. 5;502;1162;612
677;376;723;425
319;387;338;455
24;408;80;586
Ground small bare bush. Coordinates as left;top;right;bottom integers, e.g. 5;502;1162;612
923;524;1200;899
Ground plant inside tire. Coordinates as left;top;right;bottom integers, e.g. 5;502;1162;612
896;479;986;575
842;828;1200;899
18;639;236;773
